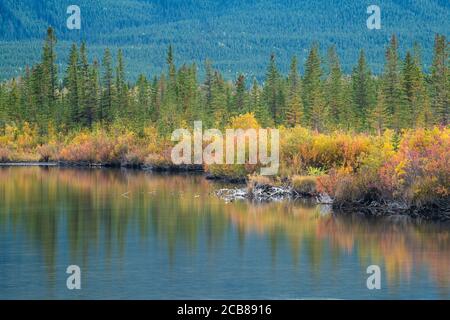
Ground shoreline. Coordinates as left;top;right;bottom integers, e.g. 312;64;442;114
1;161;448;221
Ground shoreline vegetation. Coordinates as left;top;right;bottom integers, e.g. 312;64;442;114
0;28;449;220
0;124;448;222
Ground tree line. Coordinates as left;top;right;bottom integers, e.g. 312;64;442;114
0;27;448;136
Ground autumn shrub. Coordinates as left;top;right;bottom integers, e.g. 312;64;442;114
0;147;11;162
58;127;137;165
280;126;375;176
36;142;60;162
206;113;261;178
291;175;317;194
317;167;351;198
380;127;449;206
15;122;39;152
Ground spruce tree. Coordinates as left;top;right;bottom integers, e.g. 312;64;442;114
42;27;58;112
116;49;129;116
286;56;303;127
325;46;343;130
86;59;100;126
401;50;428;128
263;53;280;123
250;78;271;126
351;50;374;131
382;35;406;132
430;34;448;126
65;44;80;126
233;74;247;115
78;42;90;126
303;43;325;131
101;48;114;123
136;74;151;126
369;86;390;135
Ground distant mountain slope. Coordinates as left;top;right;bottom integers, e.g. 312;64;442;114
0;0;449;81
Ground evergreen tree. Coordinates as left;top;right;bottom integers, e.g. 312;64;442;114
42;27;58;111
101;48;114;123
325;46;344;130
86;59;100;126
351;50;374;130
250;78;271;126
7;78;20;122
382;35;406;132
176;64;199;121
369;86;390;135
286;56;303;127
203;59;214;116
401;50;428;128
210;71;227;126
430;34;448;126
233;74;247;115
136;74;151;125
78;42;90;126
19;66;35;123
0;83;6;128
116;48;129;116
65;44;80;126
303;43;325;131
263;53;280;122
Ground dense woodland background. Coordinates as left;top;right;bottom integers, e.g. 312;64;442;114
0;0;449;81
0;27;448;136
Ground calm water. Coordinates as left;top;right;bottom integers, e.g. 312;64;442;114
0;167;449;300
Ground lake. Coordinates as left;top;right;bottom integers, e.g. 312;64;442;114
0;167;449;299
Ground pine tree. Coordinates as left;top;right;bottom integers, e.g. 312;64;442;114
382;35;406;132
101;48;114;123
210;71;227;127
116;49;129;116
0;83;6;128
65;44;80;126
286;56;303;127
7;78;20;122
430;34;449;126
42;27;58;111
401;50;428;128
325;46;344;130
263;53;280;123
340;78;355;131
351;50;374;131
86;59;100;126
303;43;325;131
369;87;390;135
176;64;199;121
250;78;271;126
136;74;151;125
78;42;90;126
233;74;247;115
167;45;176;90
20;66;35;123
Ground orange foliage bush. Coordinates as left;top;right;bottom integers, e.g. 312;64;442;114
380;127;449;205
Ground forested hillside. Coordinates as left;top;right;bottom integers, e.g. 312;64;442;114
0;0;449;81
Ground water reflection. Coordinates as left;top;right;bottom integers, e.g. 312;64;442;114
0;167;448;299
